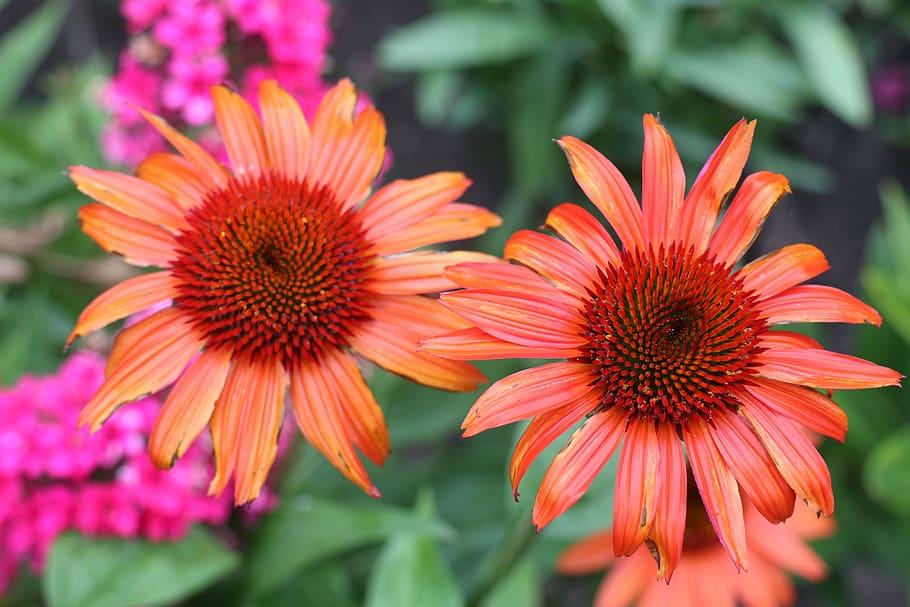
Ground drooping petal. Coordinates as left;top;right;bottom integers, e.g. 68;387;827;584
545;203;620;269
744;377;847;442
737;390;834;516
532;406;626;530
78;204;178;268
369;202;501;256
463;362;597;437
258;79;311;181
136;152;211;211
592;551;656;607
748;511;828;581
70;166;187;232
612;418;659;557
676;119;755;253
420;327;581;361
758;284;882;326
557;531;615;574
148;346;232;469
443;262;573;304
756;348;902;389
684;417;748;572
710;408;795;523
360;172;472;240
211;85;269;177
709;171;791;267
289;356;378;496
737;244;829;300
440;289;586;350
68;272;179;347
641;114;685;246
504;230;598;298
140;109;228;188
78;308;200;432
207;361;247;497
557;136;645;251
647;423;686;581
509;389;601;499
366;251;498;294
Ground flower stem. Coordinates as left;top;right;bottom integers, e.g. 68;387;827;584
465;507;537;607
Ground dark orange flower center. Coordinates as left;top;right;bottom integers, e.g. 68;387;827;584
171;173;373;365
582;244;765;424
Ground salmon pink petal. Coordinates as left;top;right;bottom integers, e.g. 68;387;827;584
361;173;472;240
140;109;228;188
68;272;178;347
366;251;498;294
684;417;748;572
103;304;184;376
758;284;883;326
709;171;791;267
504;230;598;298
758;330;823;350
440;289;586;350
612;418;659;556
642;114;685;246
737;244;829;300
748;512;828;580
711;408;795;523
592;551;655;607
744;377;847;442
639;563;695;607
290;356;378;496
532;406;626;530
737;390;834;516
70;166;187;232
509;389;601;499
557;531;615;574
207;361;247;497
735;557;793;607
676;119;755;253
557;136;645;251
545;203;620;269
367;293;470;335
463;362;597;437
370;202;501;255
148;346;232;469
757;348;902;389
420;327;581;361
443;262;572;302
647;423;686;581
78;308;200;432
78;204;178;268
136;152;211;211
258;79;311;181
211;85;269;177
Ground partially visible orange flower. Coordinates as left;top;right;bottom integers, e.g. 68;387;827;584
558;497;834;607
423;115;901;578
67;79;500;504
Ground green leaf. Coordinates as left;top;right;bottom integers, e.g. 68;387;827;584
864;425;910;515
597;0;679;75
43;528;238;607
777;3;872;127
559;79;612;139
879;181;910;278
0;1;70;112
245;495;454;598
379;10;550;71
480;558;540;607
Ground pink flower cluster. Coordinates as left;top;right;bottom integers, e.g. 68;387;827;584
102;0;332;165
0;352;231;593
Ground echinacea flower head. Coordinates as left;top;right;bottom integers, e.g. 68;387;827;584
558;494;833;607
68;79;500;504
423;115;901;579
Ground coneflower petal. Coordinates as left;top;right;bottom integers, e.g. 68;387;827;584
149;346;232;469
749;513;829;581
735;557;794;607
545;203;621;269
443;261;568;298
744;378;847;442
758;284;883;326
758;330;824;350
211;85;269;177
738;243;829;300
258;79;311;181
78;204;178;268
140;109;228;188
463;362;597;437
420;327;580;361
709;171;790;267
641;114;685;246
647;423;686;581
757;348;902;389
369;202;500;255
592;550;655;607
532;407;626;530
612;418;659;556
504;230;598;298
366;251;498;294
556;531;615;575
361;172;472;239
208;361;248;497
136;152;211;211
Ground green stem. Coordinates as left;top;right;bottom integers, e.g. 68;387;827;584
465;508;537;607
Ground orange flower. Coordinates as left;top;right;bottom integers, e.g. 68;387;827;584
558;497;834;607
68;79;500;504
423;115;900;578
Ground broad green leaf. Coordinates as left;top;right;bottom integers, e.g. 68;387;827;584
862;268;910;346
481;558;541;607
43;529;238;607
879;181;910;278
245;495;454;598
777;3;872;127
597;0;679;75
0;1;69;111
379;10;550;71
559;79;612;139
864;425;910;515
256;562;358;607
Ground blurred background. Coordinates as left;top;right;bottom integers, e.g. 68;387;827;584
1;0;909;605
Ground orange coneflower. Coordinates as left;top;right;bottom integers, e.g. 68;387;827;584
422;115;900;578
67;79;500;504
558;494;834;607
